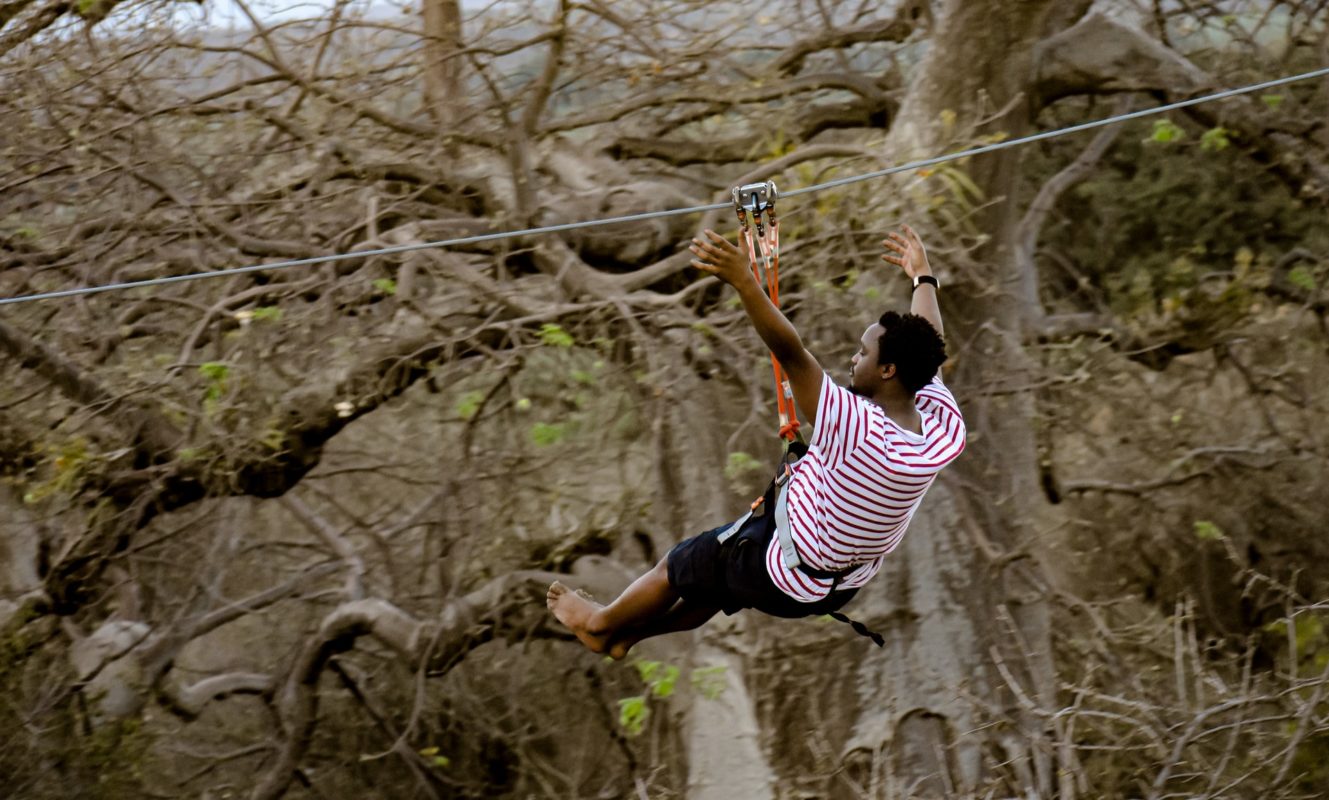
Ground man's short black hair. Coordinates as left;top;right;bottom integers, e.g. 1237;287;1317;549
877;311;946;394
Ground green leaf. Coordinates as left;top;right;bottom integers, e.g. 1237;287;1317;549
937;164;984;203
530;421;567;446
431;756;451;768
723;451;763;482
1288;265;1316;292
1293;614;1325;653
690;666;728;700
617;696;649;737
1261;94;1284;110
1149;119;1185;144
198;362;229;383
538;323;574;348
650;665;680;698
633;660;661;683
199;363;231;408
418;746;439;757
455;390;485;421
1199;127;1230;152
251;306;282;322
260;428;285;450
1193;520;1224;541
372;278;397;295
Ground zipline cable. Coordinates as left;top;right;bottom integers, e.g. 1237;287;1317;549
784;66;1329;197
2;65;1327;308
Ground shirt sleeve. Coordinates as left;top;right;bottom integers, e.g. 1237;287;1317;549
915;375;966;464
809;374;873;468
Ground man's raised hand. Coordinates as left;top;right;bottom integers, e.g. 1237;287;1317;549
690;229;752;287
882;224;932;280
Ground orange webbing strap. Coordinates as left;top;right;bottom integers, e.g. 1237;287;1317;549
736;199;801;445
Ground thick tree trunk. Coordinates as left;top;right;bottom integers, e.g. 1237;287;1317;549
676;7;1091;794
846;0;1092;793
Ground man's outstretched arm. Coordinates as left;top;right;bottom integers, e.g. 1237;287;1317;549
690;229;823;424
883;224;943;338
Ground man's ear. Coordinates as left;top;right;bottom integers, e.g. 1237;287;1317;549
879;363;897;381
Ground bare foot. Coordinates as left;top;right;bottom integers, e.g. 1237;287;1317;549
573;589;640;660
607;635;637;661
547;581;610;654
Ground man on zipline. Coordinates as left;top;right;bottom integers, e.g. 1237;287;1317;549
547;224;964;658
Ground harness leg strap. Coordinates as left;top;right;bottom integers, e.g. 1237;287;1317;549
773;481;801;570
716;511;751;544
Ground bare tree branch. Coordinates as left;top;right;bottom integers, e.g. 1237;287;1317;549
160;672;275;720
251;571;575;800
1034;13;1208;105
771;11;920;75
0;318;183;457
1015;97;1131;321
279;492;367;600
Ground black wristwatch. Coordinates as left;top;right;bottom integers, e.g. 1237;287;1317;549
912;275;939;291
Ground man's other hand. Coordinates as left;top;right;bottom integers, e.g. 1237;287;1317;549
690;229;753;287
882;224;932;279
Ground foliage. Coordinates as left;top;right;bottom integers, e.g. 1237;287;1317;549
1148;118;1186;143
614;660;724;737
689;665;728;700
454;389;486;421
1200;126;1231;151
537;323;575;348
1043;111;1329;327
617;695;649;736
250;305;283;322
724;450;765;494
633;659;680;698
0;637;152;799
529;421;567;446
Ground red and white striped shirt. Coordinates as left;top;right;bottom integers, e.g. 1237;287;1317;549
766;373;966;602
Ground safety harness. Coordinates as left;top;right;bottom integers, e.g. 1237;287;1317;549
718;182;884;648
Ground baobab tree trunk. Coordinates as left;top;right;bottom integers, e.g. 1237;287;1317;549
836;1;1094;795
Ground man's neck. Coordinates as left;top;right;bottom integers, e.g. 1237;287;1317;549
873;390;922;434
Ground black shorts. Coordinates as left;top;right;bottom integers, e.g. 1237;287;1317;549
666;509;859;618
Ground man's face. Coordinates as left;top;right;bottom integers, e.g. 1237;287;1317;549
849;323;885;396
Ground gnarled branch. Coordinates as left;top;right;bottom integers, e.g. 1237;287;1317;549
251;571;577;800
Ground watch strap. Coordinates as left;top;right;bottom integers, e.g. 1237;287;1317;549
912;275;939;291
